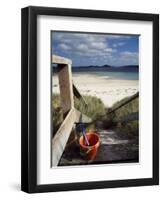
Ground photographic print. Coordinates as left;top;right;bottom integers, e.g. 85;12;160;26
51;31;139;167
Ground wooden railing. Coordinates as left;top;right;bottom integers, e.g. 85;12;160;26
52;55;91;166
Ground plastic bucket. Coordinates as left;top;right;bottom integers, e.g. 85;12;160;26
79;132;100;160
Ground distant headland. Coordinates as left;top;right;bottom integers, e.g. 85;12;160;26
52;64;139;73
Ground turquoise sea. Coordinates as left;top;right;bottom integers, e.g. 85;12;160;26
73;71;139;81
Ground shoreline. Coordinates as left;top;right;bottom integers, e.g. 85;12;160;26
52;74;138;107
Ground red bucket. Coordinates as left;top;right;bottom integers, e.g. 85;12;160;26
79;132;100;160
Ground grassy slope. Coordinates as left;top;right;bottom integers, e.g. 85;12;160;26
74;95;106;120
52;93;138;137
52;94;106;135
110;96;139;137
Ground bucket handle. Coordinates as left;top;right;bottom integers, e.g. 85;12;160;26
80;148;92;157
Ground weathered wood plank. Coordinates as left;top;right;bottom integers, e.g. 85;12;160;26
52;108;92;166
52;55;72;65
58;64;74;115
52;54;92;166
52;108;76;166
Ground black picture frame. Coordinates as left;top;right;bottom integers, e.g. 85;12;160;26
21;6;159;193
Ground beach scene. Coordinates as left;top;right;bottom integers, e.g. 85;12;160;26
53;71;138;108
51;31;139;167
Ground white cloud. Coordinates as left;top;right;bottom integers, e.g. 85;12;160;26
90;42;107;49
58;43;71;50
76;44;88;51
119;51;138;65
104;48;116;52
112;42;125;48
107;35;131;39
53;32;117;58
120;51;138;57
52;32;138;66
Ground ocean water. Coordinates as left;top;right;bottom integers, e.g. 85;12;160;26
72;71;139;81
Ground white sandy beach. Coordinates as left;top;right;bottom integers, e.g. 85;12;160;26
52;73;138;107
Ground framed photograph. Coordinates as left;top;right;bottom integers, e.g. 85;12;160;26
21;6;159;193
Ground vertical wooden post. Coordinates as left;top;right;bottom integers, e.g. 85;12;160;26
58;64;74;116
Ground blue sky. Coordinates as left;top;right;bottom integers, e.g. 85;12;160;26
52;32;139;67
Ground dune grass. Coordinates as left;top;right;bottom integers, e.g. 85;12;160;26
100;95;139;137
52;94;63;136
52;94;106;135
52;93;139;137
74;95;106;120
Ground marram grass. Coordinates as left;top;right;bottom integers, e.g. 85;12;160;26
52;93;138;137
